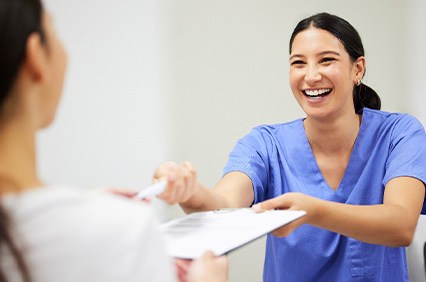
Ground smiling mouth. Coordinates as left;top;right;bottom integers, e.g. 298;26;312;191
303;88;332;99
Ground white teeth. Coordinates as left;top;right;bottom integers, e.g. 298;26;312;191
304;88;331;96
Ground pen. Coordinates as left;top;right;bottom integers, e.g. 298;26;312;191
135;180;167;199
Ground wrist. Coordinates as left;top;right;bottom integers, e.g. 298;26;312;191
308;197;326;225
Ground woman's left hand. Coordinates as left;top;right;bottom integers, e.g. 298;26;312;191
252;192;319;237
174;258;192;282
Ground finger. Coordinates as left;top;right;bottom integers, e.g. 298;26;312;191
183;162;197;202
179;162;194;201
106;188;137;198
175;258;192;272
169;164;187;202
252;202;264;212
168;162;195;203
157;165;180;204
252;201;276;212
175;259;191;282
181;161;196;178
259;195;292;211
201;250;215;259
159;184;178;205
216;255;229;272
271;216;304;237
154;173;178;204
153;161;177;180
169;165;190;203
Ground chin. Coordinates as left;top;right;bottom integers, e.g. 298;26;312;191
303;107;334;121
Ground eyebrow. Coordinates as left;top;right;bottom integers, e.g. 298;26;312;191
289;50;340;61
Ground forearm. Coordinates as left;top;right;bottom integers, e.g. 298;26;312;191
179;172;255;213
258;178;424;246
179;182;230;213
313;199;419;247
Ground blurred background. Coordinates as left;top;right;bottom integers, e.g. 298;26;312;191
41;0;426;281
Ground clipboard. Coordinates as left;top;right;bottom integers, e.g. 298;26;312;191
159;208;306;259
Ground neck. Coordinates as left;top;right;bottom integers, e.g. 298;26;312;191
0;118;42;194
304;112;361;154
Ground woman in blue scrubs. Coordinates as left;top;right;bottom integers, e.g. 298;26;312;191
154;13;426;281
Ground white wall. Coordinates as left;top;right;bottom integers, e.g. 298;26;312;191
160;0;410;281
37;0;425;281
404;1;426;281
161;0;406;199
38;0;169;191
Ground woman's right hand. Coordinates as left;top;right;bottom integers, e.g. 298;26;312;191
188;251;228;282
174;252;228;282
153;161;199;205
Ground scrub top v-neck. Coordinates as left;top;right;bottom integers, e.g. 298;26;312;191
223;108;426;281
290;114;366;199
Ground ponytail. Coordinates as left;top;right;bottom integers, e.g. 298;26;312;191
353;82;381;113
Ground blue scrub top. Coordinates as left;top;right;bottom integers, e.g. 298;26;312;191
224;108;426;282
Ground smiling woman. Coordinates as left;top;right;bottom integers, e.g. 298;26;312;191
152;12;426;282
289;13;381;115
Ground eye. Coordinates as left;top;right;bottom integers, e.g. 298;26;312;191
319;57;336;64
290;60;305;66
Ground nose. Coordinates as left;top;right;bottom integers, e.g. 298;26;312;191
305;64;321;84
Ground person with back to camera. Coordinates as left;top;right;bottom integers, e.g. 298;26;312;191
0;0;228;281
153;12;426;281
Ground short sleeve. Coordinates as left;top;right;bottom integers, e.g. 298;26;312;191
383;115;426;214
223;127;271;203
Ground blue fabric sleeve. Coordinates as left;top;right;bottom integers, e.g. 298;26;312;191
223;127;270;204
383;114;426;214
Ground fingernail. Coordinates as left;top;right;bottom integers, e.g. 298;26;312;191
168;173;176;181
252;203;262;212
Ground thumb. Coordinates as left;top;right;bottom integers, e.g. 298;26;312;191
252;196;290;212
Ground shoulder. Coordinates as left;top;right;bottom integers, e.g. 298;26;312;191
363;108;423;127
246;119;303;141
234;119;303;151
252;119;303;133
5;185;160;248
231;119;304;150
363;108;425;135
8;185;156;226
4;185;174;281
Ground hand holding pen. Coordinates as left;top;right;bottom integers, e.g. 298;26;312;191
151;161;199;205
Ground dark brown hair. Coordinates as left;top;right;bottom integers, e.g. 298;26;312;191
1;0;45;281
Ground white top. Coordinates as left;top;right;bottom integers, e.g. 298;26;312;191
1;185;175;282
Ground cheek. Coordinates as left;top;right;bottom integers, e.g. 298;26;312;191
327;65;351;85
289;69;302;93
53;43;68;93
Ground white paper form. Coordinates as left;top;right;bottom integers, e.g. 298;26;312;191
159;208;306;259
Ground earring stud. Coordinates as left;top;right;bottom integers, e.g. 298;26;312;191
356;79;361;86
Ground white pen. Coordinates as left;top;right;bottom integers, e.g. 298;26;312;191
135;180;168;199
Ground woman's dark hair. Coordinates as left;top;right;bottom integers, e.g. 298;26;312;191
289;12;381;113
0;0;45;108
1;0;45;281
